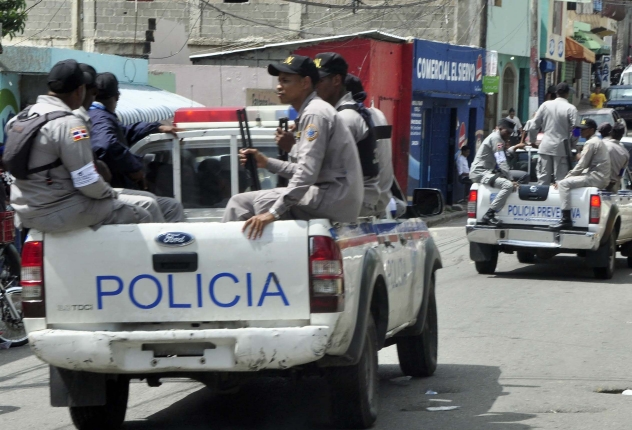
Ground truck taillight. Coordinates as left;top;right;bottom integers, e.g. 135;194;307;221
589;194;601;224
309;236;344;313
21;241;45;318
467;190;478;218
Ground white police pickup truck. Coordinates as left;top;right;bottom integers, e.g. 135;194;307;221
466;168;632;279
20;124;444;430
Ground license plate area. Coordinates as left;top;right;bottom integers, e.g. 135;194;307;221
142;342;216;357
508;229;555;243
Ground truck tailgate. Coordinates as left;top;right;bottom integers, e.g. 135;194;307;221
475;184;594;228
44;221;310;324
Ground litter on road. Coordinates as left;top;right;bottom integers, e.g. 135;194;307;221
621;389;632;395
425;389;438;395
427;406;460;412
390;376;413;386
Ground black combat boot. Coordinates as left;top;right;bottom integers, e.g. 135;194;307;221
549;210;572;231
481;209;502;227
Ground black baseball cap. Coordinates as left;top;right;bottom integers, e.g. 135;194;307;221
556;82;571;94
95;72;120;99
48;59;91;94
598;121;612;136
268;55;320;84
497;118;515;129
314;52;348;78
79;64;97;89
577;118;597;130
345;73;364;95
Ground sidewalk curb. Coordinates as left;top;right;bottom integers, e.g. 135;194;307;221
425;210;466;228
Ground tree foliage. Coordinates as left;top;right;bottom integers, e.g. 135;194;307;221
0;0;28;39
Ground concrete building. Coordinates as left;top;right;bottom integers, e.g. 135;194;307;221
484;0;533;132
3;0;478;63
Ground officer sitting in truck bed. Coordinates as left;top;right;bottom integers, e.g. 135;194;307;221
469;119;517;227
222;55;363;239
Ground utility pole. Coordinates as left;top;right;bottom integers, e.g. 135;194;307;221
71;0;82;50
480;0;487;49
529;0;539;117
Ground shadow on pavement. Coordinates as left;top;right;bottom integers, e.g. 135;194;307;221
0;344;37;370
124;363;534;430
492;255;632;284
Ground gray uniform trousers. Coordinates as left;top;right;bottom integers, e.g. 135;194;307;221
537;154;569;185
116;189;184;223
477;171;513;212
222;189;314;222
557;176;593;210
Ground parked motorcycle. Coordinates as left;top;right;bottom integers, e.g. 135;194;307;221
0;211;25;348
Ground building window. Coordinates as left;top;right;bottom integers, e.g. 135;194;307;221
494;0;502;6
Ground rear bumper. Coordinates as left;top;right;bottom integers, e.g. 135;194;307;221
465;225;600;250
28;326;331;373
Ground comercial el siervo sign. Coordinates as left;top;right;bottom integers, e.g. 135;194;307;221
416;58;478;82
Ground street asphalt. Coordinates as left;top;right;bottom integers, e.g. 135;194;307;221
2;217;632;429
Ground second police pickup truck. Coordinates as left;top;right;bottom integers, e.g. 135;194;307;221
20;107;444;430
466;146;632;279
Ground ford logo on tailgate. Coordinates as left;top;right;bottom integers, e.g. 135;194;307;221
156;232;195;247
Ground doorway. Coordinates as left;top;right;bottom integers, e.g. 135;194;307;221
502;64;517;118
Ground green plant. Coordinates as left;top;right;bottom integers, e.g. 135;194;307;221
0;0;28;40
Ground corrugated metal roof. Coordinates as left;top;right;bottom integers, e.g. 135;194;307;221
117;83;203;125
189;30;409;61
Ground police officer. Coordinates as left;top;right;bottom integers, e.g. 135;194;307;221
313;53;380;216
599;122;629;192
88;72;184;222
529;82;578;185
469;119;517;226
222;55;363;239
550;118;610;230
344;73;404;217
8;59;152;233
73;65;184;222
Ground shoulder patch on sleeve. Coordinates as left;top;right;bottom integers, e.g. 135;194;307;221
304;124;319;141
70;127;90;142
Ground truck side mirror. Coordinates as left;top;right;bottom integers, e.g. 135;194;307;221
412;188;444;216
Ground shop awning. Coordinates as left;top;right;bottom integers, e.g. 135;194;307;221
117;84;203;125
565;37;595;64
574;31;611;55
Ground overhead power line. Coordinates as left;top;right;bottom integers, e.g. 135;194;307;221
280;0;442;10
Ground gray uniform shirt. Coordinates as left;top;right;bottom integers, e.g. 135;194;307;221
265;92;363;223
469;131;511;181
368;106;395;214
9;96;118;228
529;97;578;156
603;137;630;183
565;135;610;188
335;92;380;209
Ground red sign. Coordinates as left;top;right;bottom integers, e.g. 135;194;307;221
476;55;483;81
458;122;467;149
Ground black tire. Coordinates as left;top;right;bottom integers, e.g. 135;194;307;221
628;254;632;269
327;317;378;429
517;251;536;264
594;233;616;280
397;286;437;377
69;377;129;430
475;247;498;274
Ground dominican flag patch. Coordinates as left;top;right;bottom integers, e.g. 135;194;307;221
70;127;89;141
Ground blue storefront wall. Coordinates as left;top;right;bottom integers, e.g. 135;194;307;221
408;40;486;204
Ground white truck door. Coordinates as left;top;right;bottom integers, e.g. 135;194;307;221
374;221;413;329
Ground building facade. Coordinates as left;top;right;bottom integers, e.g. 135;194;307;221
4;0;471;62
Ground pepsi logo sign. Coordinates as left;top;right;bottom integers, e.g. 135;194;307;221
156;232;195;247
